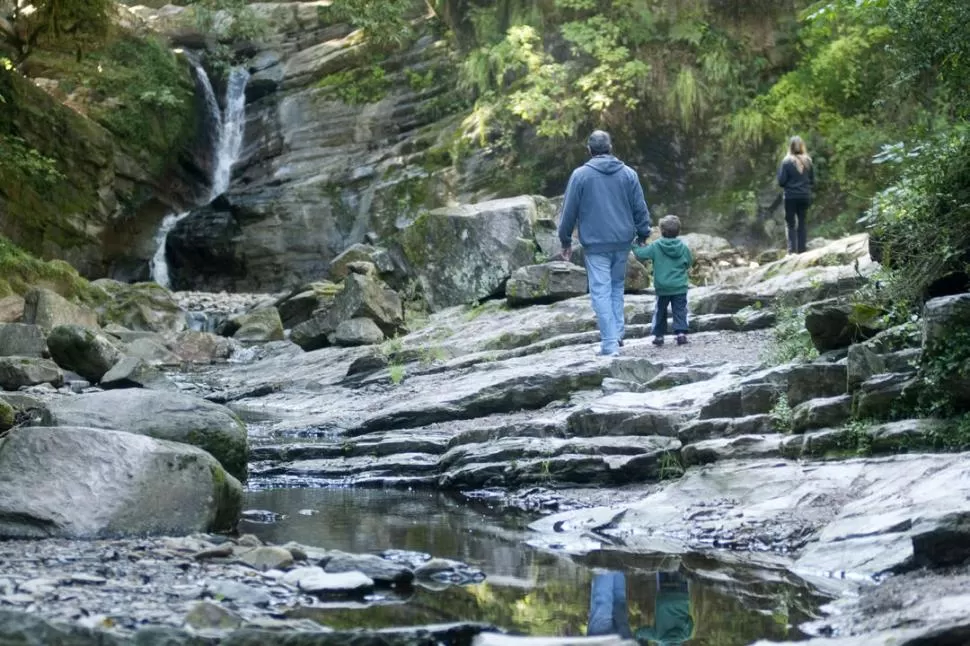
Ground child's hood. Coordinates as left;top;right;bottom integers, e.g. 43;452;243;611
655;238;690;260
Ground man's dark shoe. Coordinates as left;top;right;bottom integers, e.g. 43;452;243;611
652;336;664;346
676;334;688;346
618;339;624;347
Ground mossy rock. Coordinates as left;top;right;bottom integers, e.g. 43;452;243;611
93;279;185;334
0;399;15;432
0;237;101;303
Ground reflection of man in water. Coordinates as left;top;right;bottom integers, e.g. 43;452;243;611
586;570;633;639
634;572;695;645
586;570;694;645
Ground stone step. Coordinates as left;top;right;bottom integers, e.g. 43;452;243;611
791;395;852;434
681;435;785;467
677;414;775;444
782;419;950;460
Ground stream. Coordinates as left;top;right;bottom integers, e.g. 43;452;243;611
240;486;828;643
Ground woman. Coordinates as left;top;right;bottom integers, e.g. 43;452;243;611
777;135;815;254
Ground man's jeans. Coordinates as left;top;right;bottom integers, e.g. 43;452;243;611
587;571;632;638
585;250;628;354
652;293;689;336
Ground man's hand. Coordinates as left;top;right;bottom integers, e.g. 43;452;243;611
558;246;573;262
635;236;648;247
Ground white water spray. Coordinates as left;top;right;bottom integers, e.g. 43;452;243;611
149;63;250;288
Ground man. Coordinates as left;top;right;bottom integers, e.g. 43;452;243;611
558;130;652;356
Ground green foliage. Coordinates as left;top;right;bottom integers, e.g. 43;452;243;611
770;392;794;434
317;64;390;105
763;305;818;366
858;129;970;304
388;362;406;385
323;0;419;50
918;325;970;417
0;135;64;185
191;0;269;42
1;0;115;65
658;450;684;480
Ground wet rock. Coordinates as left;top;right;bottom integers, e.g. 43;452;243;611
237;546;294;572
399;196;538;311
414;558;486;584
0;399;13;431
608;357;665;384
185;601;243;631
297;570;374;596
0;426;241;538
322;552;414;586
22;288;99;333
100;357;168;390
911;513;970;568
33;389;249;481
231;307;285;343
0;356;63;391
171;330;235;364
331;317;384;347
505;262;588;306
791;395;852;434
867;418;944;454
92;280;186;335
0;323;47;358
291;274;404;351
645;367;716;390
47;324;124;383
207;580;271;607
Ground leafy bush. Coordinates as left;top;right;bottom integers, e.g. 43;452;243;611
763;305;818;366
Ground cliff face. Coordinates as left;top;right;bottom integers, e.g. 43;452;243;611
162;5;490;292
0;35;209;281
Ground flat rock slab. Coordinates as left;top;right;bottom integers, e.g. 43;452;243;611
532;454;970;577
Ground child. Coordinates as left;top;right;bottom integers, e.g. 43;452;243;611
632;215;693;346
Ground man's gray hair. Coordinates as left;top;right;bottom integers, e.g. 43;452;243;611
660;215;681;238
587;130;612;156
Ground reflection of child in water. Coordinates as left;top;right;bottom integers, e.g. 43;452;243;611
635;572;695;645
586;570;694;645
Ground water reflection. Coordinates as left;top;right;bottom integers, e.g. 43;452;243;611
243;488;826;644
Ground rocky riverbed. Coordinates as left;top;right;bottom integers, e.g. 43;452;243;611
1;232;969;645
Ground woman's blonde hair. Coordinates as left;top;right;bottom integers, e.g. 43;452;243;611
785;135;812;173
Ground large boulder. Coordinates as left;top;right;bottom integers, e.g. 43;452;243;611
0;323;47;357
170;330;235;364
328;244;394;282
0;357;63;391
398;196;537;311
922;294;970;349
229;307;285;343
32;390;249;480
275;281;343;329
100;357;168;390
505;262;588;306
0;426;241;539
46;324;124;383
331;318;384;347
291;274;404;351
22;288;99;333
805;298;883;352
0;295;25;323
92;280;186;334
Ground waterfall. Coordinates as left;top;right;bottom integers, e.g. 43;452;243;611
149;62;250;289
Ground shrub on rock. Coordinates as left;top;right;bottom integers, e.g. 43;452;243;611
0;426;241;539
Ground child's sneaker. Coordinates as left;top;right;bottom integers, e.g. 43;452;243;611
652;336;664;346
676;334;688;346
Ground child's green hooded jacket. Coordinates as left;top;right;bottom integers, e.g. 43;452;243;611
633;239;693;296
